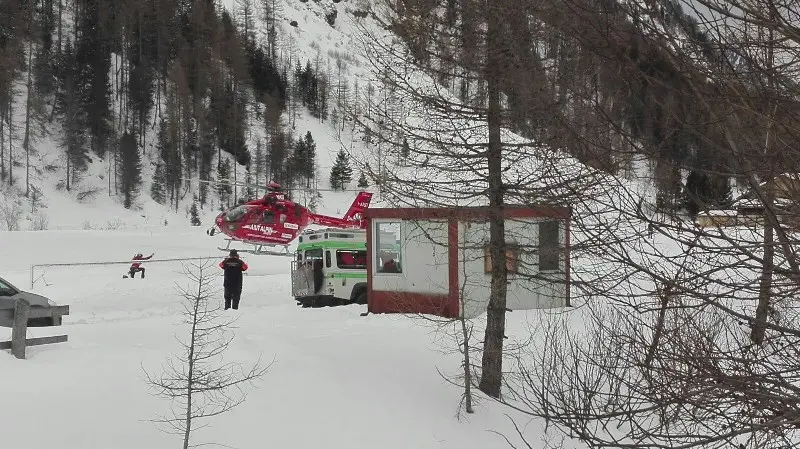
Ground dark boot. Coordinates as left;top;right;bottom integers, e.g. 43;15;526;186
232;298;239;310
225;299;231;310
140;268;145;279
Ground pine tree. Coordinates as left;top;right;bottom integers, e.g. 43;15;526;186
75;0;113;157
119;132;142;209
401;137;411;158
290;130;316;187
190;196;201;226
151;162;166;204
55;39;89;191
253;139;265;186
357;171;368;188
217;158;232;207
244;164;255;198
303;131;316;182
329;149;352;190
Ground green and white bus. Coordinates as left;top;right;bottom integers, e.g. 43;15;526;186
290;228;369;307
289;227;401;308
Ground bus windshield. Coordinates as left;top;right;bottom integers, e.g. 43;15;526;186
304;248;323;260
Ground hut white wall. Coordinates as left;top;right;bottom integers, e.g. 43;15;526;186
458;218;567;319
371;219;450;295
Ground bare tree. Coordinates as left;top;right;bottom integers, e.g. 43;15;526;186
349;0;598;403
347;0;800;447
461;1;800;448
144;259;272;449
0;194;23;231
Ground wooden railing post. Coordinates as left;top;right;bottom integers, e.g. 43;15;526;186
11;298;30;359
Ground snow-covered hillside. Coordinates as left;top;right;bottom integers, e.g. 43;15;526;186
0;0;387;232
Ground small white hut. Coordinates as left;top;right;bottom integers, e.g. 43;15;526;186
363;206;571;319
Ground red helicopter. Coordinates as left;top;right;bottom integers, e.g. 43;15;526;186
207;182;374;256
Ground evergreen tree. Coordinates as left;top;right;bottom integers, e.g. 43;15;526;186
244;163;255;198
151;162;166;205
357;171;369;188
329;149;352;190
75;0;113;157
303;131;317;178
55;39;89;191
290;130;316;187
253;139;265;186
248;43;287;109
33;13;56;103
119;132;142;209
268;123;291;186
683;169;731;218
157;116;182;210
217;158;232;207
197;105;215;207
190;196;201;226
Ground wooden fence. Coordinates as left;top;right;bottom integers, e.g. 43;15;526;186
0;299;70;359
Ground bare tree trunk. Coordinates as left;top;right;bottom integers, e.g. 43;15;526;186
645;282;671;368
751;16;777;346
23;37;34;197
183;287;198;449
8;94;14;185
1;101;5;181
478;0;508;399
459;315;474;413
66;150;70;191
57;0;62;56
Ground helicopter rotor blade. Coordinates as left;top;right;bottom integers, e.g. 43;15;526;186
177;177;373;193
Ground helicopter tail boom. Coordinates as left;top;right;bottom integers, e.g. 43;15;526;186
343;191;373;221
308;191;373;229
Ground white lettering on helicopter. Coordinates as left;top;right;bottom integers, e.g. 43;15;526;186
242;224;277;234
284;222;299;230
281;233;293;239
357;202;369;208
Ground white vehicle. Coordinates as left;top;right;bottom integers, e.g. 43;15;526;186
290;228;369;307
289;227;401;308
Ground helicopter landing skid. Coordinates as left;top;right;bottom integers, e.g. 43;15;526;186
217;238;292;257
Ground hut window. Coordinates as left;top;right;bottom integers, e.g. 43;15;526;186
539;221;560;271
484;245;519;274
375;221;402;273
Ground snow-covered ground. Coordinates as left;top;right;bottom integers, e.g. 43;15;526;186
0;226;575;449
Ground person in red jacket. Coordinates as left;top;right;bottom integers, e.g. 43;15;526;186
219;249;248;310
128;252;154;279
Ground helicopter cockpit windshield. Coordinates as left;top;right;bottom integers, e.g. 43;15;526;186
222;205;255;222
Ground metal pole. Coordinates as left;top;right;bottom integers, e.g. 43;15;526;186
30;265;34;289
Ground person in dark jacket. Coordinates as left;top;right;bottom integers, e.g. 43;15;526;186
219;249;248;310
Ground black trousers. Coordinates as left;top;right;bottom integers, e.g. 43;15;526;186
129;267;145;278
224;285;242;309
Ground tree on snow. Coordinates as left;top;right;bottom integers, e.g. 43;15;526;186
329;149;353;190
119;132;142;209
